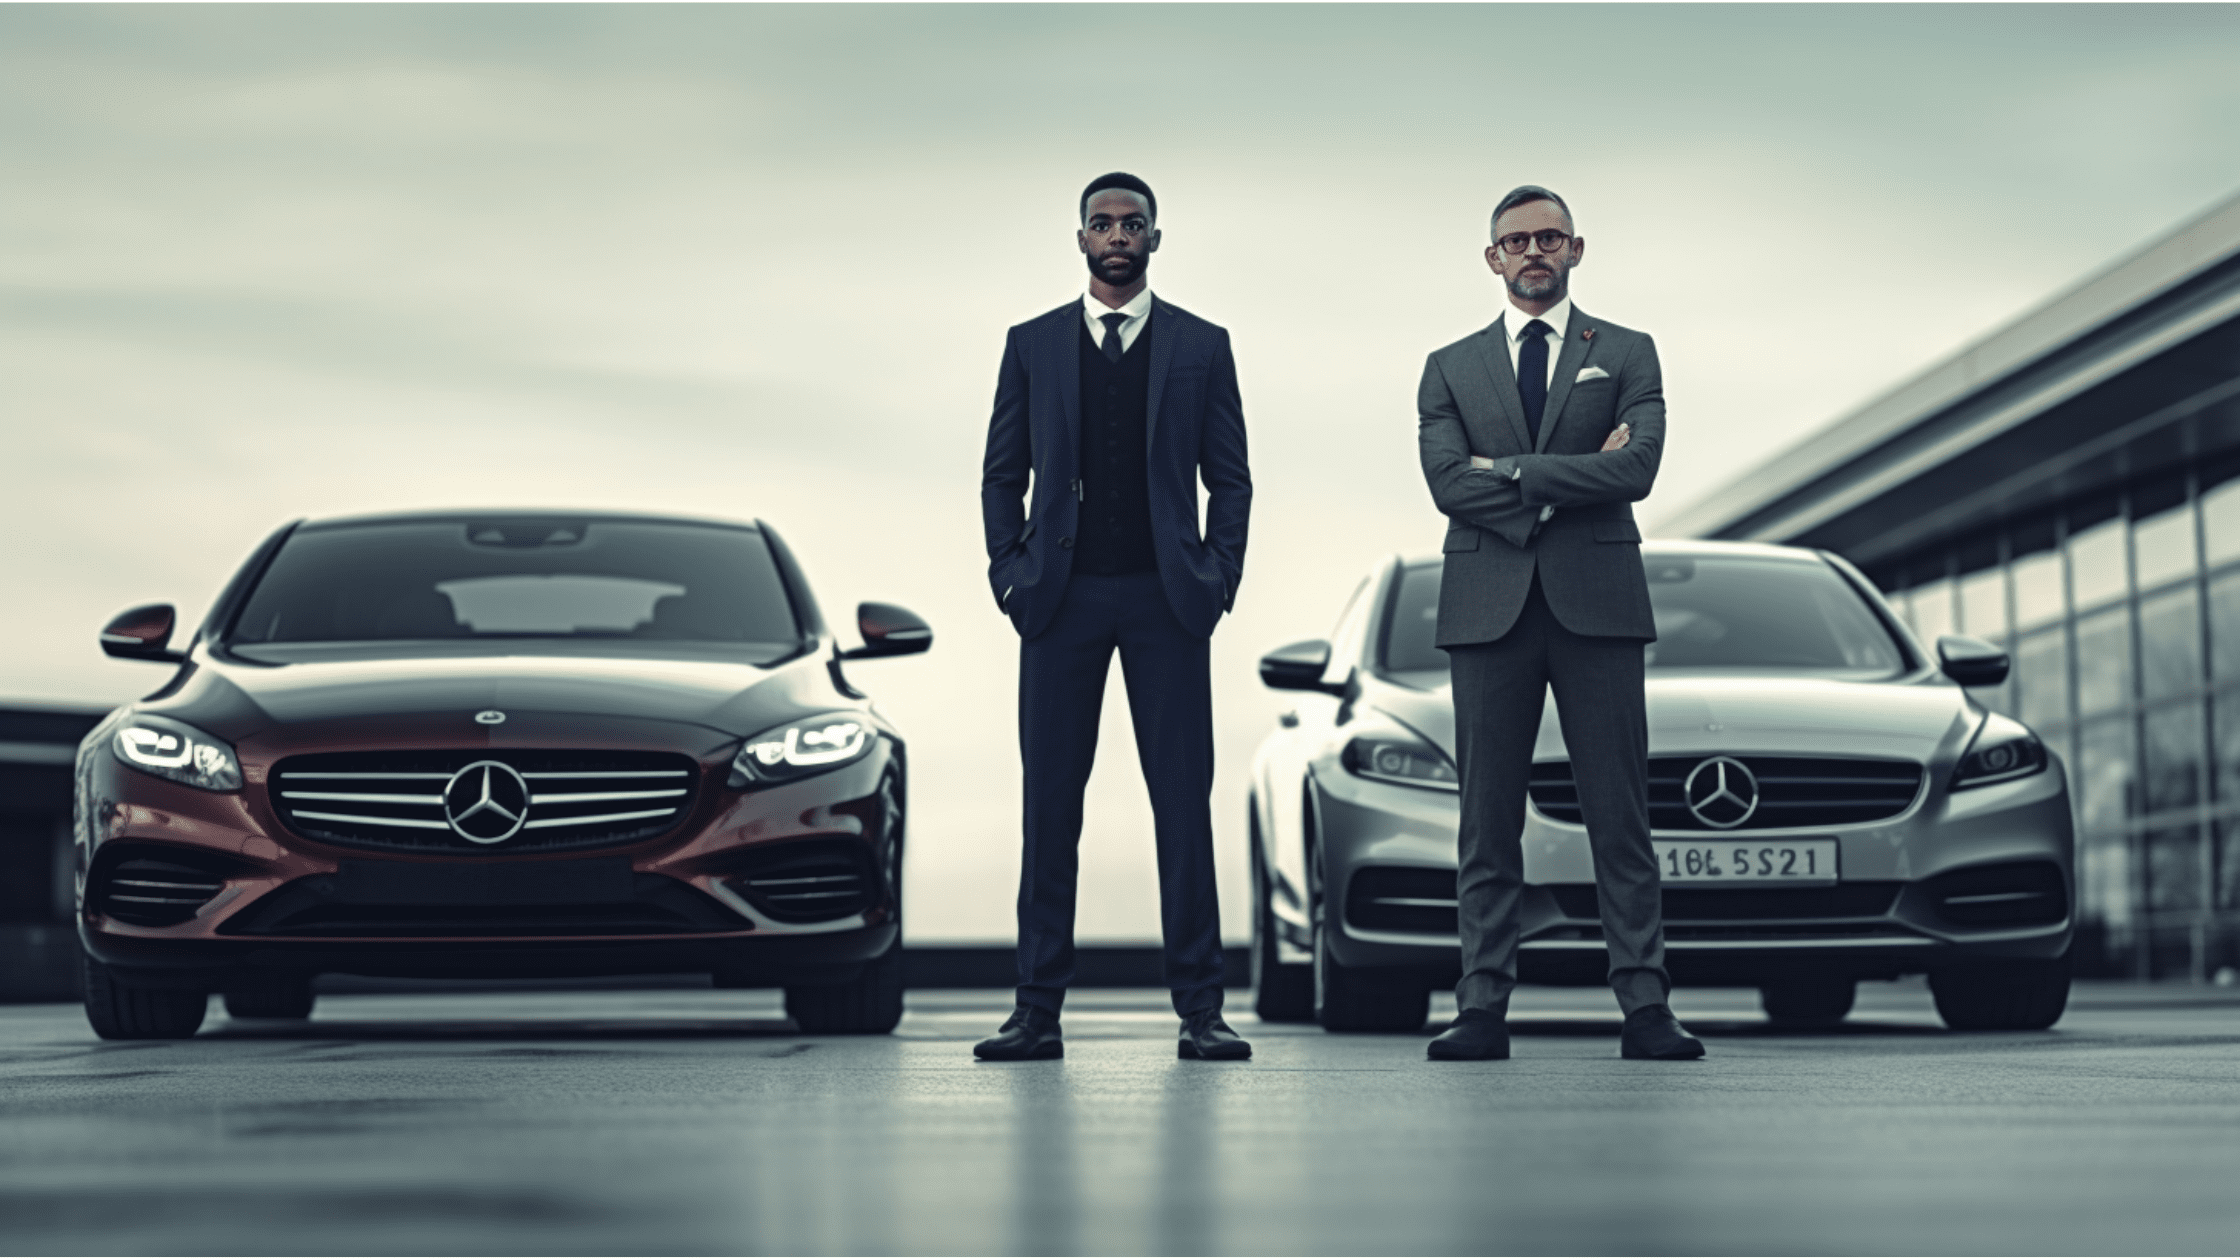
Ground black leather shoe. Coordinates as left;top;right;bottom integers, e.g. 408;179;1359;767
1427;1007;1511;1060
1178;1010;1252;1060
974;1004;1063;1061
1620;1003;1706;1060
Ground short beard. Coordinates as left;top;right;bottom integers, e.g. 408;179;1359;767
1088;250;1147;288
1507;266;1565;303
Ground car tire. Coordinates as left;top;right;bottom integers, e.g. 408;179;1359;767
1250;800;1314;1023
83;957;207;1040
1759;977;1856;1028
224;975;317;1020
1929;951;2071;1031
1313;917;1430;1033
786;938;905;1035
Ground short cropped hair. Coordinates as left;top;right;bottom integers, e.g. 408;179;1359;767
1490;185;1572;240
1081;172;1157;223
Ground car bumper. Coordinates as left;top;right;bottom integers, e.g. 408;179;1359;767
1309;753;2075;983
77;743;903;991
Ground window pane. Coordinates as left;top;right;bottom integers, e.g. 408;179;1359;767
2014;627;2069;729
2074;606;2132;716
1958;567;2007;642
2141;701;2203;814
1908;578;1954;642
2205;477;2240;567
2138;587;2202;703
2069;516;2128;611
2076;716;2136;837
2144;826;2203;913
2214;693;2240;805
2133;502;2197;593
2211;570;2240;685
2012;548;2064;630
2217;818;2240;911
2078;832;2135;934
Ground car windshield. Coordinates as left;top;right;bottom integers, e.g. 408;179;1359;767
229;517;804;653
1379;553;1910;686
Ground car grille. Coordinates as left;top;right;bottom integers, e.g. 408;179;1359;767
271;750;700;854
96;854;232;927
221;864;746;938
723;841;879;923
1530;756;1924;831
1914;861;2068;928
1548;882;1903;922
1345;866;1457;934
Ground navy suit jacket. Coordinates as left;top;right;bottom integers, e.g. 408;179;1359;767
981;297;1251;641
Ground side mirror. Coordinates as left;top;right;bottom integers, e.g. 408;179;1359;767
1260;639;1338;692
1937;634;2010;688
102;604;186;663
842;602;932;659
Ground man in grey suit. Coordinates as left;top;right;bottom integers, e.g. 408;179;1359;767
1416;185;1704;1061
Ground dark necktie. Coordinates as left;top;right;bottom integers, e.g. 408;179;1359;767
1100;313;1126;364
1517;317;1552;444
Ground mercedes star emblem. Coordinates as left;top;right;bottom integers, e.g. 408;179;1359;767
442;760;531;844
474;710;507;725
1683;755;1759;829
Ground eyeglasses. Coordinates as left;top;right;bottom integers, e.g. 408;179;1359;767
1494;229;1573;255
1085;216;1150;237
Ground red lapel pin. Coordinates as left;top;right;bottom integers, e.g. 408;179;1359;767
1581;327;1596;341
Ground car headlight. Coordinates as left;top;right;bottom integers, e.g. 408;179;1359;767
1952;713;2047;790
1342;731;1459;792
110;714;243;792
730;713;878;787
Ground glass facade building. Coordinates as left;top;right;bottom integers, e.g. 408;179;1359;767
1661;193;2240;979
1881;461;2240;977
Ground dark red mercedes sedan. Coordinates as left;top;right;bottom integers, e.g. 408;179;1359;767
75;510;928;1039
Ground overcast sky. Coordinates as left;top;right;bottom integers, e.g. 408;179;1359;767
5;4;2238;942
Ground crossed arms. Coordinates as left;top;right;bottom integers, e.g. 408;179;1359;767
1416;334;1667;549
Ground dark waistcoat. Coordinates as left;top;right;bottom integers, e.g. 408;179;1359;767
1074;318;1157;576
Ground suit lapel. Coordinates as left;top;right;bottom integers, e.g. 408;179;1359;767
1056;302;1082;463
1145;296;1176;456
1472;316;1532;453
1533;307;1596;453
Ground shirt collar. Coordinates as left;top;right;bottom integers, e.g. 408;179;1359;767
1086;287;1155;322
1501;295;1571;343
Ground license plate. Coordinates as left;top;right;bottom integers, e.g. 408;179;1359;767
1654;838;1837;884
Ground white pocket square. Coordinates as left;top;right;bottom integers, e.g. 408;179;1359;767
1575;365;1610;383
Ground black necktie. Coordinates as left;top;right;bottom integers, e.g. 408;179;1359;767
1100;313;1126;364
1517;318;1552;444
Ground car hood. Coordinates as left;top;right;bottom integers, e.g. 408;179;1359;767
136;644;841;753
1372;673;1980;766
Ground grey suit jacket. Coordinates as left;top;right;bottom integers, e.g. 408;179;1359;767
1417;306;1665;646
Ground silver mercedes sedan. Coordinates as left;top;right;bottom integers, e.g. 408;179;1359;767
1247;541;2073;1033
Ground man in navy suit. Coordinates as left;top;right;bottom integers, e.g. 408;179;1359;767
976;172;1253;1061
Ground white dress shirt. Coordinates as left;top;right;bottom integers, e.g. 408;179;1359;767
1083;287;1154;355
1497;295;1571;392
1483;297;1574;520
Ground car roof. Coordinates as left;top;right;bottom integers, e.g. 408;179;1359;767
1399;538;1825;567
299;508;763;533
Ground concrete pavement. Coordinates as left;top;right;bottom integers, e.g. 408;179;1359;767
4;980;2239;1254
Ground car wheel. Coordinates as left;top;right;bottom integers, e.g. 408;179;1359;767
786;938;905;1034
1759;977;1856;1028
1929;951;2071;1031
1313;911;1430;1034
224;975;317;1020
83;957;207;1040
1250;799;1314;1023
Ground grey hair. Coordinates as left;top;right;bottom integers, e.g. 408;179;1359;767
1490;185;1572;241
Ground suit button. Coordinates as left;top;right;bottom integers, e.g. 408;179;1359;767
1059;537;1073;549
